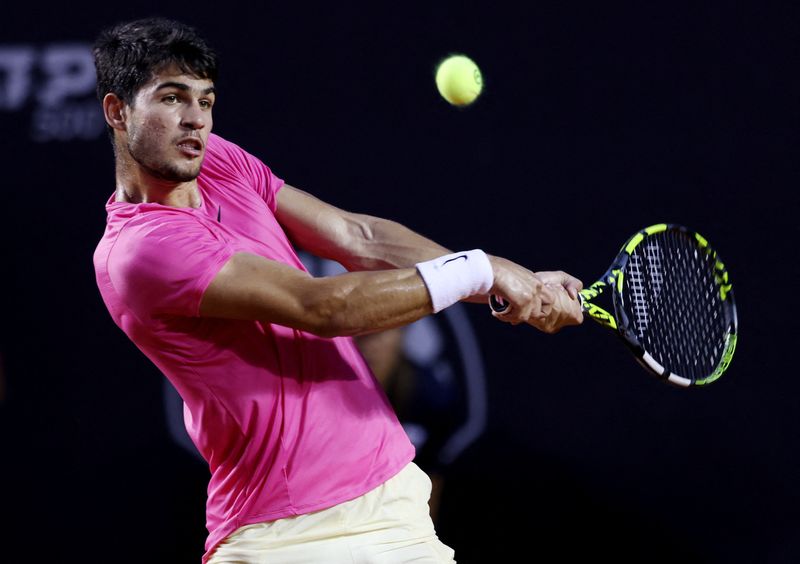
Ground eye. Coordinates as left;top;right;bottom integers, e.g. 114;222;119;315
199;99;214;109
162;94;179;104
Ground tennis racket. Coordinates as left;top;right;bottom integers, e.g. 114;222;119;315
489;224;738;387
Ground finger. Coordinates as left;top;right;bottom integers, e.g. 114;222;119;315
562;290;583;324
572;300;585;324
550;272;582;298
540;271;583;300
559;283;580;303
539;284;557;305
514;296;536;325
493;304;531;326
491;299;513;320
491;308;510;321
491;301;527;325
565;277;583;300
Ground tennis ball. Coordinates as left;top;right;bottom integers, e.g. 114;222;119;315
435;54;483;107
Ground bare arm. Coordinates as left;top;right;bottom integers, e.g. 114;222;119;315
274;185;451;270
274;186;582;326
200;184;582;335
199;252;432;337
199;186;448;336
274;186;541;305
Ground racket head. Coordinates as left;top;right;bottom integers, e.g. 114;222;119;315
587;224;738;387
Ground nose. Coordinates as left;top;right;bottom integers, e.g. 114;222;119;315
180;100;207;130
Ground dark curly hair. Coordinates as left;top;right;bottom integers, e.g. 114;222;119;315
93;17;218;105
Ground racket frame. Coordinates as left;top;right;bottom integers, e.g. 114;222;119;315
579;223;738;387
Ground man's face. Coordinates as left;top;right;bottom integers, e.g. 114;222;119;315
123;65;215;183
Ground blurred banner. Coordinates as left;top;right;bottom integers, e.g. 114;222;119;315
0;43;104;142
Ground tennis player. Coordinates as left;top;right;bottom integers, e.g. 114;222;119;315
92;18;583;563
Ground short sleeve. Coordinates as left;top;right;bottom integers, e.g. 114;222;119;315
107;212;236;319
202;133;285;212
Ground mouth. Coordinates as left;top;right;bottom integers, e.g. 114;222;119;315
176;137;203;158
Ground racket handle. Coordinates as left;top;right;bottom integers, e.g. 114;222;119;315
489;294;508;313
489;292;586;313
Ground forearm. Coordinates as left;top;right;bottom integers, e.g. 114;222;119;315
301;266;433;336
271;185;582;331
336;214;451;271
200;252;433;337
275;186;451;272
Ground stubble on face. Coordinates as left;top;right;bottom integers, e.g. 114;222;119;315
125;117;205;183
121;68;213;185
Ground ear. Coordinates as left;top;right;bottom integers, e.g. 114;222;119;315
102;93;128;132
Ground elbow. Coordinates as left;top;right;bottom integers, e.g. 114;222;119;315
346;213;376;245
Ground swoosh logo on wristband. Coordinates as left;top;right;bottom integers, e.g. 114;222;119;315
443;254;468;266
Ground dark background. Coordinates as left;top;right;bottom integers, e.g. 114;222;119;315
1;3;797;563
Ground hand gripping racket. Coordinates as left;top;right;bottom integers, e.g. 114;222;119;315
490;224;738;387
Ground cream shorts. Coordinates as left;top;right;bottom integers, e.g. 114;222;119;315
207;462;456;564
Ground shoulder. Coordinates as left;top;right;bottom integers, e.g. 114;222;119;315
202;132;284;210
202;133;263;180
104;208;235;316
206;132;247;161
117;207;212;240
109;209;222;271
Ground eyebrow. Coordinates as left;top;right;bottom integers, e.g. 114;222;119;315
155;81;216;96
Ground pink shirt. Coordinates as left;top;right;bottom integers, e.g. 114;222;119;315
93;133;414;561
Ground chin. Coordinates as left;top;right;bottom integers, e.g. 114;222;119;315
157;160;204;183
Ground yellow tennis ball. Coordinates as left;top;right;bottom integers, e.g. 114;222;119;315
435;55;483;106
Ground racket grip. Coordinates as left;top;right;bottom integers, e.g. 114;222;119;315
490;291;585;313
489;294;509;313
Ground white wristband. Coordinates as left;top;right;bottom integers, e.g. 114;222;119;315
415;250;494;313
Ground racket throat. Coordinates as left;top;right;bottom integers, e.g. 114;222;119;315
580;275;622;330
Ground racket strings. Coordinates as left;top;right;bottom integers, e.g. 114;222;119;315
623;230;729;381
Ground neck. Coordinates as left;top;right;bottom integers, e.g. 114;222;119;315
114;147;201;208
